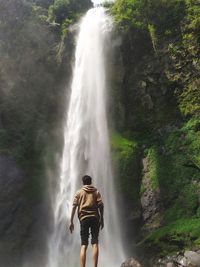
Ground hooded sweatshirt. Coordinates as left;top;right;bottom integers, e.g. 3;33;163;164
73;185;103;221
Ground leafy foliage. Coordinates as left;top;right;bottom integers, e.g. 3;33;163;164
111;132;140;201
111;0;200;257
1;0;200;261
142;218;200;255
112;0;186;39
111;0;147;30
48;0;92;24
145;148;159;189
0;0;93;205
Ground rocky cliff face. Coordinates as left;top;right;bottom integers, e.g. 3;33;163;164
0;0;200;265
0;155;27;266
0;155;50;267
110;0;200;263
0;0;96;265
140;157;163;230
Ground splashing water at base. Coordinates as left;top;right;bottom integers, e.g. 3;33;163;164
47;7;125;267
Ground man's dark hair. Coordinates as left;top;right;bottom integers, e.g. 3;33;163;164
82;175;92;185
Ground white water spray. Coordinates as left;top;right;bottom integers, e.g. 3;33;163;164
47;7;125;267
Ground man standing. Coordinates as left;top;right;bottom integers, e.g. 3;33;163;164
69;175;104;267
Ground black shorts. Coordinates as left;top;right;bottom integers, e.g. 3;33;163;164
80;217;100;245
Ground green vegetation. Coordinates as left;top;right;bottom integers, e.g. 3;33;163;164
112;0;186;38
111;0;148;30
110;0;200;259
1;0;200;263
111;133;140;201
50;0;91;23
142;218;200;256
0;0;93;203
145;148;159;190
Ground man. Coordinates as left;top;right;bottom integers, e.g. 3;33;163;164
69;175;104;267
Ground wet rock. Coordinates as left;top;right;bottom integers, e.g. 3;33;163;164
141;81;147;88
147;76;154;83
143;94;154;109
184;251;200;267
152;256;178;267
152;250;200;267
140;158;163;229
0;154;50;267
121;257;143;267
0;155;26;233
0;155;28;266
178;256;188;266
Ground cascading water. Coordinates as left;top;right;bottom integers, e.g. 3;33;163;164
47;7;125;267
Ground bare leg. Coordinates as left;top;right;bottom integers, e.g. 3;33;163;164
92;244;99;267
80;245;88;267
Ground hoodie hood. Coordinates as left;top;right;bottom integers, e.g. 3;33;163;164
82;185;97;193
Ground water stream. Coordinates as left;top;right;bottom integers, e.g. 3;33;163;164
47;7;125;267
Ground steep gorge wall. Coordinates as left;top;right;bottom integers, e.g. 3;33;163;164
0;0;92;265
110;0;200;262
0;0;200;265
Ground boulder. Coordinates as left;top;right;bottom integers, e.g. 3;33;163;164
184;251;200;267
121;258;143;267
179;256;188;266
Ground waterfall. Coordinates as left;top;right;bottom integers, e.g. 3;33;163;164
47;7;125;267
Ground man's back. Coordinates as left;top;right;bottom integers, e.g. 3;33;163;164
73;185;103;221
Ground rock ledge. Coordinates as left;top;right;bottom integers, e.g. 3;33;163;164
121;258;143;267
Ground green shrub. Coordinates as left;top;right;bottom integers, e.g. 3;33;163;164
111;132;140;202
48;0;92;24
146;148;159;189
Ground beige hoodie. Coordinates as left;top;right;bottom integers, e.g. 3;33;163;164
73;185;103;221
